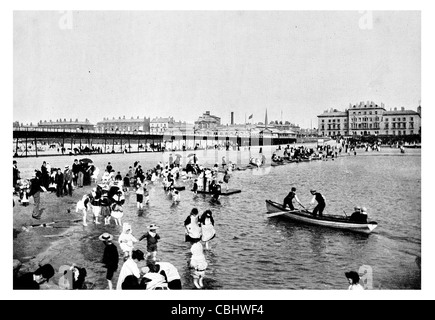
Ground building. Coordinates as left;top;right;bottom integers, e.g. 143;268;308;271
194;111;221;129
37;118;95;131
382;107;421;136
162;121;195;136
150;117;175;134
347;101;386;136
318;109;349;137
317;101;421;137
95;116;150;133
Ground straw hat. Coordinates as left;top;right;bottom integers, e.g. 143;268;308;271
99;232;113;241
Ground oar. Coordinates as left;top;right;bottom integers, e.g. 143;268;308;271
265;209;299;218
343;210;348;218
299;204;312;214
265;211;286;218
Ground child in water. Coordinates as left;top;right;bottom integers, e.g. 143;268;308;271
192;179;198;195
190;242;208;289
136;181;144;209
118;223;139;259
139;224;161;262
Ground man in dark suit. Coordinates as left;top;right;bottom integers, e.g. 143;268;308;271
56;168;64;197
29;170;43;219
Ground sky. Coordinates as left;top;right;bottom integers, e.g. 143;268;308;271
13;10;421;129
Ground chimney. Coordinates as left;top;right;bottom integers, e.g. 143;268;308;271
394;107;397;111
401;107;405;111
231;112;234;125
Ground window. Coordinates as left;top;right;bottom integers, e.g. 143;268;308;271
375;111;378;114
364;111;367;115
403;117;406;121
393;118;396;121
410;117;414;121
369;111;372;115
385;118;388;121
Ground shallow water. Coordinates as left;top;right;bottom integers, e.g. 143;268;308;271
14;145;421;289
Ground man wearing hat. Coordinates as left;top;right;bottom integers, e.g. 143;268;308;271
14;264;55;289
345;271;364;290
72;159;80;187
55;168;64;198
309;189;326;217
100;233;119;290
350;206;368;223
13;160;20;190
63;165;73;197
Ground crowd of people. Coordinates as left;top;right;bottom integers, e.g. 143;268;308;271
14;142;374;290
13;152;226;290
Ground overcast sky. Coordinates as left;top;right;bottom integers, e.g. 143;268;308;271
13;11;420;128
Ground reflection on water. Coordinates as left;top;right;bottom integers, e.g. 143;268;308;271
15;147;421;289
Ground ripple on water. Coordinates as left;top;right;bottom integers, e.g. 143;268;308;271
16;148;420;289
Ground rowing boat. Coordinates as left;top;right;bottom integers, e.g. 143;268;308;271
265;200;378;234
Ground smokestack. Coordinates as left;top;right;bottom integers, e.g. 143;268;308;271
231;112;234;125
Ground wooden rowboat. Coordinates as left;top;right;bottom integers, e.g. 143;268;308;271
265;200;378;234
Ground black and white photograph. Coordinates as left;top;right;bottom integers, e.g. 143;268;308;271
5;2;433;301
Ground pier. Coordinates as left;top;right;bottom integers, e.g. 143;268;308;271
12;127;297;158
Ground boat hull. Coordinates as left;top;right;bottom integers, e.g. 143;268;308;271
265;200;377;234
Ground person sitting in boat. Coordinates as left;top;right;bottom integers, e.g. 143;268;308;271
350;206;368;223
283;187;303;211
272;153;283;163
309;189;326;217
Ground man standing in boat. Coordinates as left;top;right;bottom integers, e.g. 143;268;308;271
283;187;303;211
309;189;326;217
